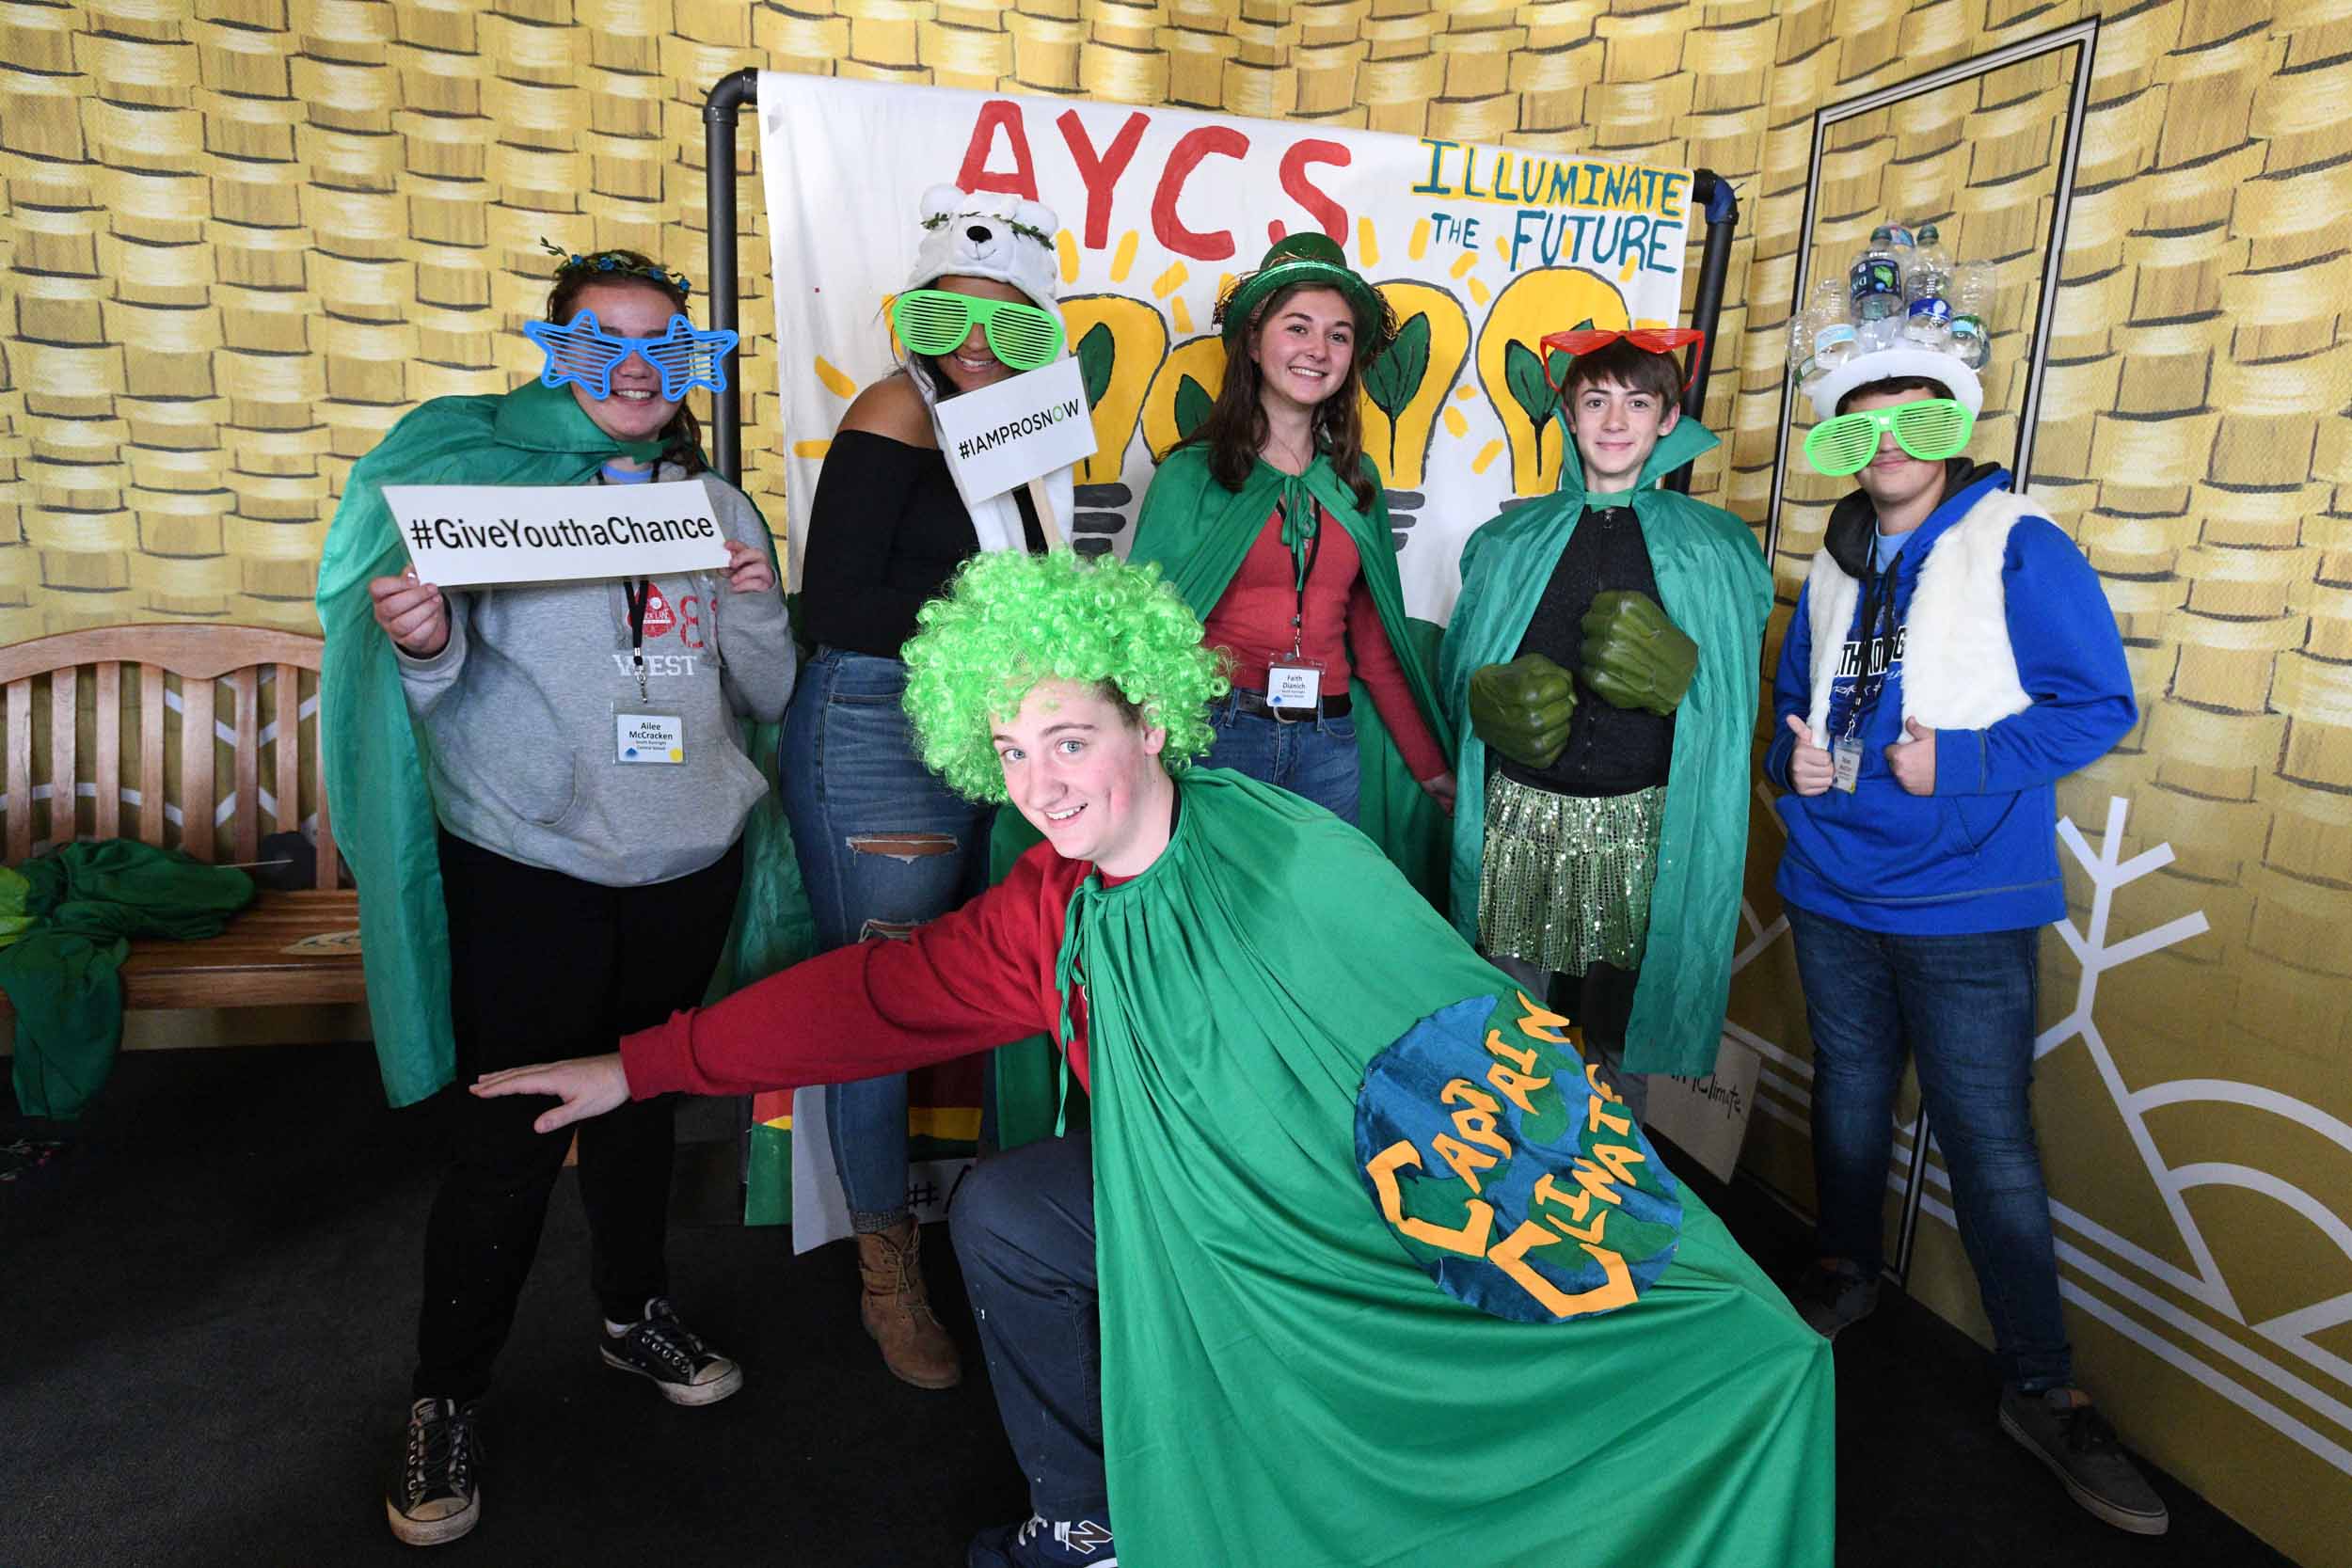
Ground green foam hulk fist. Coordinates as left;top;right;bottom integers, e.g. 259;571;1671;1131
1580;590;1698;716
1469;654;1578;770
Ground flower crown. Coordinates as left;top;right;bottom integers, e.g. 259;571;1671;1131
538;237;692;299
918;210;1055;248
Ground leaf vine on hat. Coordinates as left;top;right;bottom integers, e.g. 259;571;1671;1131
1215;233;1397;364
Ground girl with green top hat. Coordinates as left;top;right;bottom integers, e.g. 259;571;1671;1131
1127;233;1454;890
318;245;797;1548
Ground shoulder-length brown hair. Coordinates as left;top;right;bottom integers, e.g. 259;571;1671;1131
1179;282;1377;512
546;253;707;475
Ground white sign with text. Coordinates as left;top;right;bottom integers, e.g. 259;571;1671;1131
930;357;1098;512
1645;1032;1763;1184
382;481;731;588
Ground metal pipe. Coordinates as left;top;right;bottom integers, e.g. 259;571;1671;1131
703;69;758;485
1666;168;1738;495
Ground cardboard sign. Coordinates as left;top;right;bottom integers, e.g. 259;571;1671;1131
1645;1032;1763;1184
381;480;731;588
930;357;1097;511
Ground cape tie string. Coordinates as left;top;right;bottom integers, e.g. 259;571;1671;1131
1051;875;1102;1139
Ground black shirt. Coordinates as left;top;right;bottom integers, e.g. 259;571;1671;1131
1499;504;1676;798
799;429;1044;657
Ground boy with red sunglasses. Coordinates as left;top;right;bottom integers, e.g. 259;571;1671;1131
1438;332;1771;1112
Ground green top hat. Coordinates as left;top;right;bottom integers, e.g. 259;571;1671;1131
1215;233;1396;362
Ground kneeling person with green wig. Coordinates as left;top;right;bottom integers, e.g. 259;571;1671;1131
477;550;1832;1568
1441;331;1772;1115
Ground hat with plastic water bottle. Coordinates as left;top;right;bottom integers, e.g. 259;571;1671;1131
1793;219;1993;422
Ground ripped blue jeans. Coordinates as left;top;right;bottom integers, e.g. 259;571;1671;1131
780;647;993;1229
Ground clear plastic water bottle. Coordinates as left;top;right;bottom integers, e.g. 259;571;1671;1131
1810;277;1858;372
1849;226;1904;329
1947;260;1994;370
1902;224;1953;350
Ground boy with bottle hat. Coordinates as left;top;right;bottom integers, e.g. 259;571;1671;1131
1765;288;2167;1533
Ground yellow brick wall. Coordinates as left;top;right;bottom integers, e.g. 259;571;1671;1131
4;4;2348;1561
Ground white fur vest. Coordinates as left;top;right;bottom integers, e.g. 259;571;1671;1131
1802;487;2042;736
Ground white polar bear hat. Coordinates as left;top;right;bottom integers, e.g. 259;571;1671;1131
905;184;1062;319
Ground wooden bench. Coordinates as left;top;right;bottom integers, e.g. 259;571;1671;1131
0;625;365;1032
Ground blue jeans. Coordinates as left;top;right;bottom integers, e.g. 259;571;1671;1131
1787;904;2072;1390
950;1132;1105;1520
1200;695;1359;824
781;647;993;1229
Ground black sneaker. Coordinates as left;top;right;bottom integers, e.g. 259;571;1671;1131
1999;1386;2169;1535
1789;1260;1879;1338
599;1296;743;1406
387;1397;481;1547
968;1513;1118;1566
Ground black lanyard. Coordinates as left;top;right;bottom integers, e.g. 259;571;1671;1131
622;578;652;701
1279;501;1323;658
1839;559;1901;740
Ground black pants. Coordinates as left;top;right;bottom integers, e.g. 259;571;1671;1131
412;832;744;1403
950;1132;1106;1520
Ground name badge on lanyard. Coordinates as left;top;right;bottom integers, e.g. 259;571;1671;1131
1269;497;1326;710
617;577;686;763
616;705;687;765
1831;734;1863;793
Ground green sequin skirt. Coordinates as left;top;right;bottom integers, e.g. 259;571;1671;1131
1478;770;1665;978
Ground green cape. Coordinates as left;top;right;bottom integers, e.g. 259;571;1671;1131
313;380;807;1107
986;444;1459;1149
1073;769;1831;1566
1;843;254;1120
1126;442;1454;901
1437;415;1772;1076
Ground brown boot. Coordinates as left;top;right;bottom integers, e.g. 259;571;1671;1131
855;1217;962;1388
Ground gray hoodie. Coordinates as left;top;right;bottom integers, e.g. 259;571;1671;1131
396;467;796;886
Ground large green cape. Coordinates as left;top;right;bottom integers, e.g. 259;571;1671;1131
1125;443;1454;901
1;843;254;1119
1437;417;1771;1076
1072;769;1831;1566
313;380;807;1107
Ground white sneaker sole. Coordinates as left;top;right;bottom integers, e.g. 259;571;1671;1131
1998;1406;2169;1536
387;1488;481;1547
600;1345;744;1406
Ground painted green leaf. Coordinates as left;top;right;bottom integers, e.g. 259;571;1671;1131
1503;318;1594;432
1175;373;1214;440
1362;310;1432;422
1503;340;1552;434
1075;322;1115;407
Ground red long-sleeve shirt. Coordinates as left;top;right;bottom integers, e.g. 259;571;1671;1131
621;842;1092;1100
1197;506;1450;782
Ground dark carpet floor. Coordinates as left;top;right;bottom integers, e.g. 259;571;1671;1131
1;1042;2296;1568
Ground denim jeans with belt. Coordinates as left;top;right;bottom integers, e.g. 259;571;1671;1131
780;646;993;1228
1787;903;2073;1390
1199;692;1359;824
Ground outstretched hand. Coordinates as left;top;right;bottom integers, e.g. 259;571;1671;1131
1469;655;1578;771
471;1053;630;1135
1579;591;1698;716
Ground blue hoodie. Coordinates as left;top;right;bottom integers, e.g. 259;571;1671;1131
1761;465;2135;935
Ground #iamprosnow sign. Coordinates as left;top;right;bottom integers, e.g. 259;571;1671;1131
382;481;731;588
931;357;1098;512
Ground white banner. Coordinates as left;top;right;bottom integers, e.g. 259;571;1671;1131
757;71;1696;620
382;481;729;588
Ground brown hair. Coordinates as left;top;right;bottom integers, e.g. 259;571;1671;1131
1835;374;1953;417
1560;336;1686;407
545;251;707;475
1180;282;1377;512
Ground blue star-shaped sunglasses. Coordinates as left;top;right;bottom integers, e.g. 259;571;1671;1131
522;310;740;402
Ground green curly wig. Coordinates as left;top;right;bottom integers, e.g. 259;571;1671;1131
902;549;1227;802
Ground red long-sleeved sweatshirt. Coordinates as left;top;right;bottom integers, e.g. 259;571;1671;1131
621;841;1092;1100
